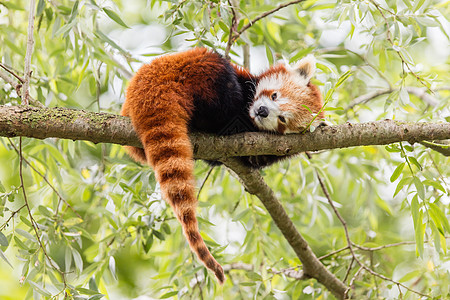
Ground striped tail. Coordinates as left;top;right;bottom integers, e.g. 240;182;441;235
133;112;225;284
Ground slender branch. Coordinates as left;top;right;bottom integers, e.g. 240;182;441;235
197;166;215;199
0;63;25;83
22;0;37;105
0;204;26;231
345;266;363;298
224;0;239;59
7;139;81;218
346;86;442;111
221;157;348;299
368;0;430;91
419;140;450;157
18;137;68;293
233;0;305;43
307;152;431;298
318;246;350;261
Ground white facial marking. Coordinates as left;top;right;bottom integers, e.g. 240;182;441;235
255;74;283;95
249;96;282;131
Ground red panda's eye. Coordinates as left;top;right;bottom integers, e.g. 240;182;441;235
271;92;277;100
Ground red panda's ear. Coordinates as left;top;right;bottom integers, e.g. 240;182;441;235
290;54;316;85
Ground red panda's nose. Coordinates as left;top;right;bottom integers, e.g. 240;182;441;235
256;106;269;118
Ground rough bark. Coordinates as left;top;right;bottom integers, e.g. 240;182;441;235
222;157;348;299
1;105;449;159
1;104;449;299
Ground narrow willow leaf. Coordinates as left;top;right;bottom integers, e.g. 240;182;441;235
65;247;72;272
429;203;450;233
335;70;352;88
152;230;165;241
411;195;424;257
28;280;52;297
232;208;251;222
265;45;274;65
394;176;411;197
0;249;13;268
38;205;53;218
103;8;130;28
413;177;425;200
160;291;178;299
0;232;8;247
390;162;405;182
109;256;117;280
72;248;83;273
422;179;446;193
15;228;37;243
399;88;410;105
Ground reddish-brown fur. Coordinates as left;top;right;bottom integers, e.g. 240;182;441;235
121;48;324;284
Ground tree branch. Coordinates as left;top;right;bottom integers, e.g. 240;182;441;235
1;105;449;160
22;0;36;105
221;157;348;299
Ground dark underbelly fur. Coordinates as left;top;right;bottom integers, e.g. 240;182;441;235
188;65;289;169
190;100;290;169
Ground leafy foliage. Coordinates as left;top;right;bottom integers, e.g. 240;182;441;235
0;0;449;299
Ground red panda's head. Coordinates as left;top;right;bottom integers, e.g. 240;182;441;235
249;55;325;134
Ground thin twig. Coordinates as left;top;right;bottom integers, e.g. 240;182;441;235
317;246;350;261
344;266;363;298
197;166;214;199
7;138;81;218
233;0;305;42
18;137;68;294
224;0;239;59
0;63;25;83
22;0;37;105
0;204;26;231
368;0;431;91
346;86;441;111
307;152;431;298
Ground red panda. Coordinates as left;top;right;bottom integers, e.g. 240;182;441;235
121;48;324;284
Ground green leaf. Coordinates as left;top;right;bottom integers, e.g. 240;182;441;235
335;70;352;88
232;208;251;222
103;8;130;28
38;205;53;218
20;216;32;228
413;177;425;200
408;156;422;171
15;228;37;243
399;87;410;105
390;162;405;182
394;176;411;197
109;256;117;280
36;0;46;17
0;232;8;247
160;291;178;299
411;195;424;257
143;234;153;254
161;222;171;235
246;271;262;281
152;230;165;241
88;295;105;300
28;280;52;297
0;249;13;268
422;179;446;193
265;45;274;65
429;203;450;233
72;248;83;273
